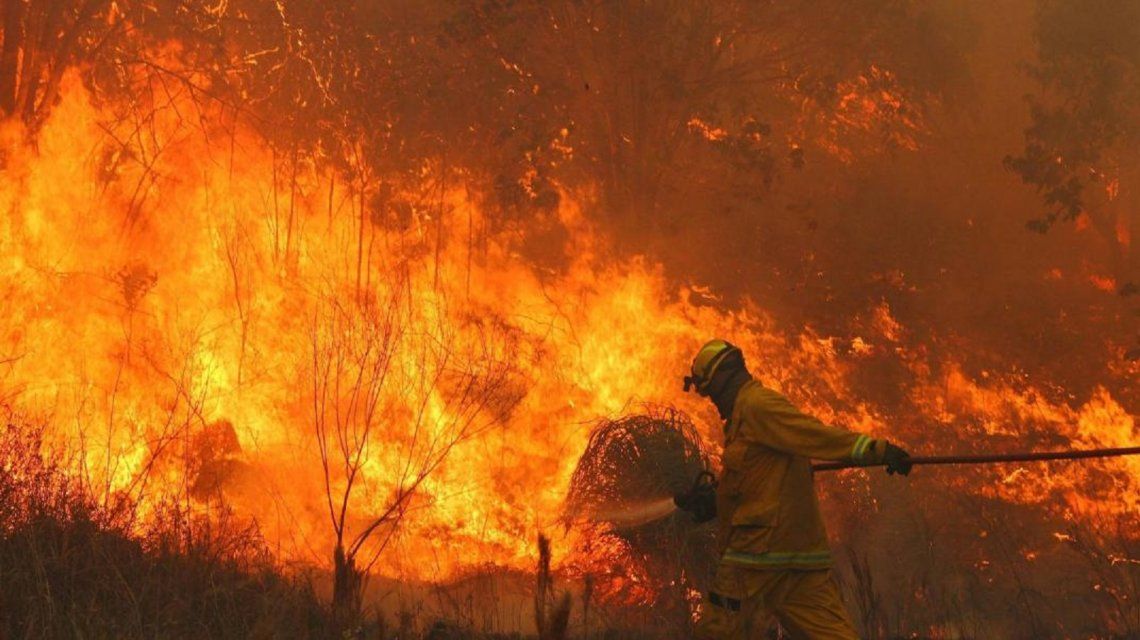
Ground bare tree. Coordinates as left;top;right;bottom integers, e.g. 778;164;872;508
309;282;513;626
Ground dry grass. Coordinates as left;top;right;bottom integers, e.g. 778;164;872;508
0;415;331;639
6;400;1135;639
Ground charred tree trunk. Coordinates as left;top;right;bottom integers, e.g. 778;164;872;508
332;543;363;631
534;535;571;640
15;0;59;121
0;0;27;115
0;0;110;127
1121;164;1140;292
1087;202;1131;293
32;0;107;129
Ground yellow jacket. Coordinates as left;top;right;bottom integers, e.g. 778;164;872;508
716;380;888;570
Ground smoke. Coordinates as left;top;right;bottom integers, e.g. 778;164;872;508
0;0;1138;634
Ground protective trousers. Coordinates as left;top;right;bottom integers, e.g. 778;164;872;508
695;565;858;640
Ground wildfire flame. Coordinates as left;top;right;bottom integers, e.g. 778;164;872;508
0;71;1137;596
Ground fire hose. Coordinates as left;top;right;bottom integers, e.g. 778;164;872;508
811;445;1140;472
671;446;1140;524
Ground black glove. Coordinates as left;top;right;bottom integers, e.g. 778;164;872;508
882;443;913;476
674;471;718;523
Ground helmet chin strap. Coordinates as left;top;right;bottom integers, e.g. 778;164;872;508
682;375;699;392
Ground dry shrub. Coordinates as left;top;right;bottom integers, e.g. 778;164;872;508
566;406;717;637
0;410;332;639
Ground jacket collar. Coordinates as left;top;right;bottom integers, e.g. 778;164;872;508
710;368;752;422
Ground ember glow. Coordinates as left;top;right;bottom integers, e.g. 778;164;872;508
2;2;1139;636
4;71;1137;579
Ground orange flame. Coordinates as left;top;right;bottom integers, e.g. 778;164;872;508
0;73;1136;592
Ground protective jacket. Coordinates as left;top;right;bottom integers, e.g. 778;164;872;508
716;380;888;570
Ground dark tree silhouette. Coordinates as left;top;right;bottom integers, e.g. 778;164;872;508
1007;0;1140;291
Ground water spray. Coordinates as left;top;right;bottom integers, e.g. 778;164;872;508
584;497;681;530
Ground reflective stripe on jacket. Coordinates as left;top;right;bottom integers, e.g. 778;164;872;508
716;380;888;570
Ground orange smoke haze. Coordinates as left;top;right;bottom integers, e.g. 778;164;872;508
0;71;1137;591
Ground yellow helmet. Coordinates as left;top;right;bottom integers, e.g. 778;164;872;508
684;338;742;393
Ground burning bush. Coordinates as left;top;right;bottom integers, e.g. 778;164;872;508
565;406;717;635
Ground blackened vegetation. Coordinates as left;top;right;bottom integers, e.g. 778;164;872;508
0;415;331;639
566;407;717;636
534;535;571;640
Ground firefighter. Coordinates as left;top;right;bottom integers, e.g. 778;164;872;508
676;338;912;640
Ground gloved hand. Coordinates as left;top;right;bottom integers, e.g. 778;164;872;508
674;471;718;523
882;442;913;476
